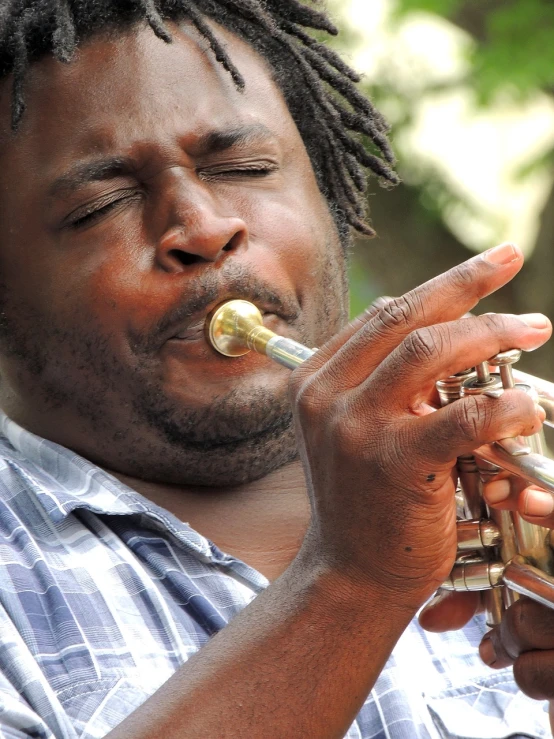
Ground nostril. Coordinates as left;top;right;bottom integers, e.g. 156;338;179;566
170;250;202;266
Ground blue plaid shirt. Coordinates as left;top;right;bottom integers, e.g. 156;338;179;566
0;411;549;738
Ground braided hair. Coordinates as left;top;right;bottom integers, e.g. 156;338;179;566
0;0;399;238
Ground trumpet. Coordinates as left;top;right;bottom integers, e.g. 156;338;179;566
207;299;554;623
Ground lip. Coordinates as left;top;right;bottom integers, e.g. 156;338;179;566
164;299;292;346
161;311;295;382
162;312;291;370
171;320;210;342
168;310;280;345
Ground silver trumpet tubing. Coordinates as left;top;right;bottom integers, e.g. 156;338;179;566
437;357;554;624
208;300;554;624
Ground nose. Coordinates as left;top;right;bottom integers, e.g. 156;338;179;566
155;180;249;272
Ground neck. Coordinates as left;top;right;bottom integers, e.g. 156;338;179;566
110;460;311;581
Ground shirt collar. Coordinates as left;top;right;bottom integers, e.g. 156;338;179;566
0;410;217;561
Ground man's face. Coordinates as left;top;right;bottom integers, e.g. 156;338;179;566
0;22;348;485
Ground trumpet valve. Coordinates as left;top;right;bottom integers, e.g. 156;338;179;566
444;557;505;592
489;349;522;389
456;519;502;551
461;371;503;399
436;370;476;406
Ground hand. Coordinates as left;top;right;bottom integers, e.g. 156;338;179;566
477;598;554;732
290;243;552;612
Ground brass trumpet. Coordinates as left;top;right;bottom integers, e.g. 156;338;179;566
207;300;554;623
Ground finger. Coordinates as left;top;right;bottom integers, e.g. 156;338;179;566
482;599;554;669
366;313;551;410
404;388;544;465
483;474;529;512
369;296;395;312
518;486;554;523
514;650;554;700
293;296;395;379
419;590;481;632
484;477;554;525
479;631;515;670
301;244;524;378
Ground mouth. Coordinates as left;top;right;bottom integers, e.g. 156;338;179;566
171;321;210;342
167;307;280;344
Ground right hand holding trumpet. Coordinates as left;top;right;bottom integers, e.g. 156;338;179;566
290;242;551;613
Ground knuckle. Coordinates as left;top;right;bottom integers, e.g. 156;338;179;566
509;388;535;415
333;415;364;457
375;295;415;332
452;261;479;288
453;396;488;442
499;389;536;429
293;378;360;437
504;599;554;651
402;327;441;365
367;296;395;317
327;398;376;461
480;312;508;334
291;374;323;419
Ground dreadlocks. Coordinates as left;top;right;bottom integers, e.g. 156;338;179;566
0;0;400;237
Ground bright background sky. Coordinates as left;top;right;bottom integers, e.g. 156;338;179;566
337;0;554;255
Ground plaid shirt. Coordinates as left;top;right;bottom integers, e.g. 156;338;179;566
0;411;549;739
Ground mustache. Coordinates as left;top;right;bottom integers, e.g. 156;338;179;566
130;267;301;354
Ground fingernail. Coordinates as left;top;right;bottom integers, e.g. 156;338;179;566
479;636;497;666
524;489;554;517
483;243;520;265
536;403;546;422
518;313;550;330
484;479;511;504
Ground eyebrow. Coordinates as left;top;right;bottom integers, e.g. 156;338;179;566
48;124;278;199
48;157;132;199
196;123;277;155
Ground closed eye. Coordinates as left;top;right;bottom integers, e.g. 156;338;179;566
65;190;143;229
198;162;279;181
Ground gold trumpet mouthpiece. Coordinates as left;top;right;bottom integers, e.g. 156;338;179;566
207;300;316;369
207;300;275;358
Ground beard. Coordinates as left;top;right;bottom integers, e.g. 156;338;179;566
131;379;299;485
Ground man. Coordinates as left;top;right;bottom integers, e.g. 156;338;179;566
0;1;553;737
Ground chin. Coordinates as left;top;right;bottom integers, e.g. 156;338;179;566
119;420;300;487
121;376;298;485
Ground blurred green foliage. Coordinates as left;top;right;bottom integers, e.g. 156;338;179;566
397;0;462;13
347;259;380;317
396;0;554;103
331;0;554;379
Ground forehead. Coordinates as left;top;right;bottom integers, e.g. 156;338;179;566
0;21;303;178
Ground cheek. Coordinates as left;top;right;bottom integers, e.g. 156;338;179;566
245;182;343;283
270;225;347;344
83;267;151;342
